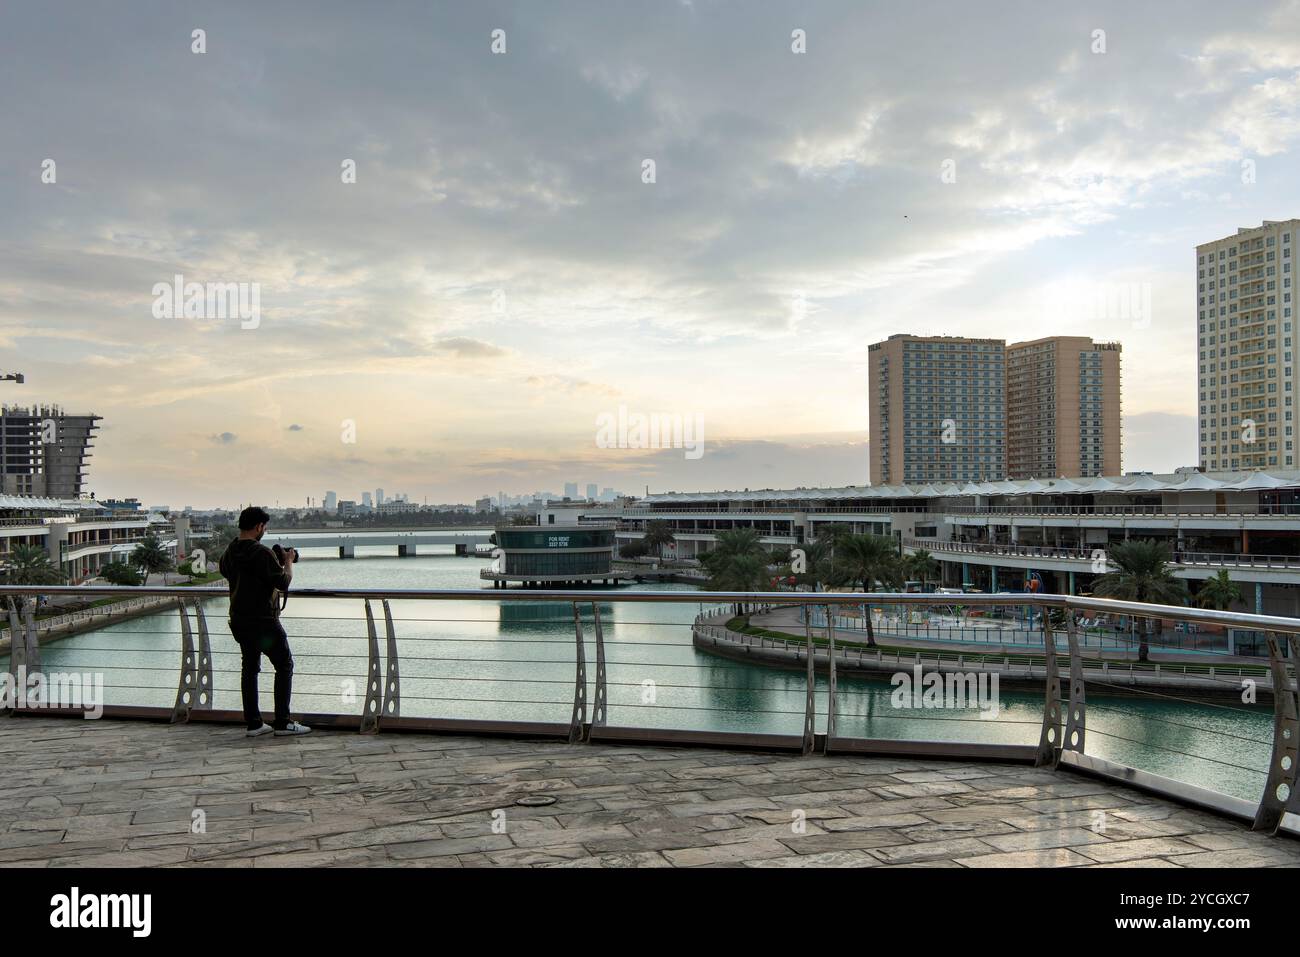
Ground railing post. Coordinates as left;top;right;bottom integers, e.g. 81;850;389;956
1035;610;1062;767
170;599;199;723
3;598;21;713
569;602;588;743
801;600;815;755
1253;632;1299;833
360;600;383;733
380;598;401;720
824;603;838;750
1062;608;1086;755
192;600;213;712
21;602;40;681
591;601;607;729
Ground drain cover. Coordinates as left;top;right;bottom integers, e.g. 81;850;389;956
515;795;557;807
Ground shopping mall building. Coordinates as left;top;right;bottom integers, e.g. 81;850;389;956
607;469;1300;619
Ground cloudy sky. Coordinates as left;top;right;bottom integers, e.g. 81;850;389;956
4;1;1300;508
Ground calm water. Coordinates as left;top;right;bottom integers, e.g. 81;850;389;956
22;546;1274;803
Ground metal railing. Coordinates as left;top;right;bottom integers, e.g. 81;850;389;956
2;585;1300;836
0;594;183;641
941;503;1300;518
0;518;56;529
618;503;1300;518
902;537;1300;569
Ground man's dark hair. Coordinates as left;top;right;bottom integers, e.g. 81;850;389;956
238;506;271;531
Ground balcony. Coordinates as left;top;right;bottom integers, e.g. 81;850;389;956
904;537;1300;571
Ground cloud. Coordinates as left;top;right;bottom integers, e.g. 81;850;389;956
429;337;508;359
4;1;1298;504
524;375;620;398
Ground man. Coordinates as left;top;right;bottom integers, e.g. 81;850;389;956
219;506;311;737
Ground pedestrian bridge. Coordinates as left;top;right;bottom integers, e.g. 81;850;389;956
2;715;1297;867
260;529;493;558
2;586;1300;867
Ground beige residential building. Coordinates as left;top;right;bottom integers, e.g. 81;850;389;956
1006;337;1122;479
1197;220;1300;472
868;335;1007;485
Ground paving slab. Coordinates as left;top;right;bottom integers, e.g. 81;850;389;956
0;716;1296;868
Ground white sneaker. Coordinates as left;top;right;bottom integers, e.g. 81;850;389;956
246;723;274;737
274;721;312;736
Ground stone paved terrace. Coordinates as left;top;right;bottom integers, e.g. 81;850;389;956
2;716;1300;868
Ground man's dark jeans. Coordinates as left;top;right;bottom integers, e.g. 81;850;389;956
228;617;294;730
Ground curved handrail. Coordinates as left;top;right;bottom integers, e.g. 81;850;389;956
0;584;1294;633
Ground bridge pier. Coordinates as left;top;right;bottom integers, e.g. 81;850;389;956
455;543;467;556
339;544;355;559
398;544;416;558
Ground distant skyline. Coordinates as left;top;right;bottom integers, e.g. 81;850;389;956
5;2;1300;506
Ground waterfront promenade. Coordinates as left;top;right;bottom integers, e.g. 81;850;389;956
749;605;1272;665
2;716;1298;868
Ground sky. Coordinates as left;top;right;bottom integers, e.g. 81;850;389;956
3;1;1300;508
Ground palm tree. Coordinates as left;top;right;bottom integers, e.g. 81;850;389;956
643;521;676;559
789;536;834;590
703;528;764;567
101;561;145;587
834;534;903;647
200;524;237;564
1197;569;1244;612
131;535;175;584
701;529;767;614
1092;539;1188;662
619;538;650;559
714;554;769;609
904;548;940;590
2;544;65;613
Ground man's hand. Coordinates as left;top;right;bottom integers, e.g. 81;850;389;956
274;544;295;583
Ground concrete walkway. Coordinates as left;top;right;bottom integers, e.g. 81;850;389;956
1;717;1298;867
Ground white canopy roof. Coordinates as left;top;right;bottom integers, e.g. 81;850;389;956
984;480;1023;495
0;495;100;513
1079;476;1124;493
882;484;916;498
1222;471;1292;490
637;470;1300;505
1121;474;1176;492
1044;477;1087;493
1175;471;1227;491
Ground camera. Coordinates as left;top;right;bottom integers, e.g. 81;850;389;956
272;544;299;565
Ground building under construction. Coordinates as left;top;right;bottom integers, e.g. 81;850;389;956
0;405;101;498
